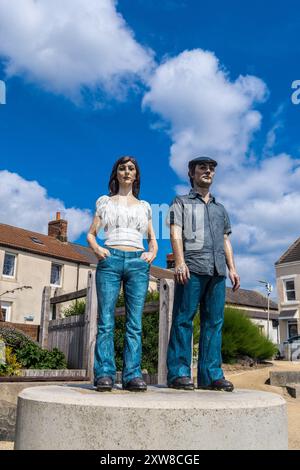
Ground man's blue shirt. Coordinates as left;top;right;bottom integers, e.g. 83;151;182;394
167;188;231;276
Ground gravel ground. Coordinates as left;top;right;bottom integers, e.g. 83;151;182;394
226;360;300;450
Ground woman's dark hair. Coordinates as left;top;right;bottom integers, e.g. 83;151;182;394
108;156;140;198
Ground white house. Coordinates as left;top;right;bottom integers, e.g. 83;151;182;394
275;236;300;342
0;213;97;324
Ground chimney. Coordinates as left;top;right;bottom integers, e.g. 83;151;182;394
48;212;68;242
167;253;175;269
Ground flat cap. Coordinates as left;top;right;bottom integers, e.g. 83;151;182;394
188;156;218;168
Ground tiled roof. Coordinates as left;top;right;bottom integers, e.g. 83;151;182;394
236;309;279;320
275;237;300;265
226;287;278;310
70;243;98;265
0;223;92;265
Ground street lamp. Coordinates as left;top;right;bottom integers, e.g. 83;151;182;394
258;280;273;339
0;286;32;321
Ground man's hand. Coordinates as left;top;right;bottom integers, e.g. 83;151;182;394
175;262;190;284
228;269;240;292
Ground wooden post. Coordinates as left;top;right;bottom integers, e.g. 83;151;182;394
39;286;51;349
158;278;175;385
0;338;6;365
53;287;63;319
83;271;98;382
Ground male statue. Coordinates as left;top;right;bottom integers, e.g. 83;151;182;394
167;156;240;391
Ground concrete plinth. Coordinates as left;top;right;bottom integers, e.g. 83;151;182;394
286;383;300;399
15;385;288;450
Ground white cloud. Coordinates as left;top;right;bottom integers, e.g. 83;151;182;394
232;254;277;299
143;49;267;177
217;155;300;290
262;104;285;156
143;48;300;291
0;0;154;102
0;170;92;241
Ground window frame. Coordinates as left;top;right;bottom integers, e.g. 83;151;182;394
287;321;298;340
283;277;297;303
2;252;17;279
50;262;63;287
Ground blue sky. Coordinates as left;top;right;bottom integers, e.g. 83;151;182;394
0;0;300;297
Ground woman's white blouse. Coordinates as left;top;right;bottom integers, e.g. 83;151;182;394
95;195;152;250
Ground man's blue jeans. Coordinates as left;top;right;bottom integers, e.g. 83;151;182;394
94;247;150;386
167;273;226;387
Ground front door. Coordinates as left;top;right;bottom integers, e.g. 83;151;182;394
0;302;12;322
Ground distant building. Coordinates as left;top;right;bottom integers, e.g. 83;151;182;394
275;237;300;342
0;214;162;325
0;213;97;324
226;287;279;344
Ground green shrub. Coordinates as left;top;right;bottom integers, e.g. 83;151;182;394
193;307;277;364
115;311;159;374
15;343;67;369
0;346;22;376
0;326;67;370
62;299;86;317
116;290;159;307
0;325;34;350
221;307;277;363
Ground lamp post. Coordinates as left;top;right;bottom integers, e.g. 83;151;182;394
258;280;273;339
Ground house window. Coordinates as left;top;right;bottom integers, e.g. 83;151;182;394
284;279;296;301
0;302;12;322
30;237;44;245
50;263;62;286
2;253;16;277
288;322;298;339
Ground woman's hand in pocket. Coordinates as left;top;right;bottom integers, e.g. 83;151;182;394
140;251;155;264
95;246;111;261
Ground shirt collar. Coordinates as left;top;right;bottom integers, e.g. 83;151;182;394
188;189;216;203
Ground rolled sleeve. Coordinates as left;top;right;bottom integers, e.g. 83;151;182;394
224;209;232;235
166;197;184;227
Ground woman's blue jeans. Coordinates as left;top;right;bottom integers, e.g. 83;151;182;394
94;247;150;386
167;273;226;387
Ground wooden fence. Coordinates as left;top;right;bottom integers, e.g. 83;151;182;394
48;315;85;369
39;271;175;384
